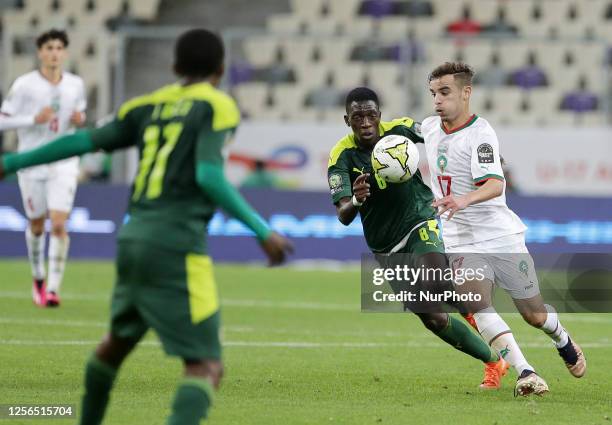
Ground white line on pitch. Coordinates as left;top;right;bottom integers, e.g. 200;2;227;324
0;317;108;328
1;339;611;349
0;291;359;310
2;292;612;322
3;316;610;344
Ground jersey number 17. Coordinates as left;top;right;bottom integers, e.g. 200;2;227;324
437;175;452;197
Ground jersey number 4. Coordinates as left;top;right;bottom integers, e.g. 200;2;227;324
437;175;452;197
132;122;184;201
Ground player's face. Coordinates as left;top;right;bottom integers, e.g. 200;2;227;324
344;100;381;147
38;39;67;70
429;75;470;121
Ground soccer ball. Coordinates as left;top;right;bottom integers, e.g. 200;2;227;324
371;135;420;183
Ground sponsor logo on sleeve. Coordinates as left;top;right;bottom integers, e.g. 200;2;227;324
329;174;343;195
477;143;494;164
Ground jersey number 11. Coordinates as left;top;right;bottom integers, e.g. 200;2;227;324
132;122;184;201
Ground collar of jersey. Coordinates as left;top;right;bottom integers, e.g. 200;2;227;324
441;114;478;135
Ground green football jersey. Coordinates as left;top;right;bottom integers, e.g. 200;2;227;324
327;117;436;253
99;82;240;254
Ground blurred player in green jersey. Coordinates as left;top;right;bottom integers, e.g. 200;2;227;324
328;87;508;385
0;29;293;425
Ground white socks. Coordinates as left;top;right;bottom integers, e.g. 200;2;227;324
26;227;46;281
474;307;535;374
47;235;70;294
540;304;570;348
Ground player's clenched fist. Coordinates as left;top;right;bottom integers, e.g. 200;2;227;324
70;111;86;126
34;106;56;124
260;231;294;266
352;173;371;203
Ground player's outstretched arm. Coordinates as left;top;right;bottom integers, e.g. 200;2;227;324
0;117;138;178
196;161;293;266
0;130;95;177
0;107;56;131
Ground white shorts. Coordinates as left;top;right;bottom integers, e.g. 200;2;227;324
18;174;77;219
447;233;540;300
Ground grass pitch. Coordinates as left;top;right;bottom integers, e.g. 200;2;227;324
1;260;610;425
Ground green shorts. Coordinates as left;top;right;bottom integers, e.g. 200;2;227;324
375;220;449;312
110;240;221;360
396;219;445;256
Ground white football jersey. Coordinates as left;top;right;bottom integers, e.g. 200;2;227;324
421;114;526;249
1;70;86;179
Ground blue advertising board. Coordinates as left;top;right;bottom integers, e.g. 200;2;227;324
0;183;611;261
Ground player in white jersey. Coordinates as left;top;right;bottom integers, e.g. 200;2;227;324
0;29;86;307
422;62;586;396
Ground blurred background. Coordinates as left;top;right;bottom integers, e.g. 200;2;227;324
1;0;611;262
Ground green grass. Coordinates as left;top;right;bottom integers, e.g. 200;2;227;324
1;260;611;425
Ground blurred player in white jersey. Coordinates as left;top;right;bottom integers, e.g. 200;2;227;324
421;62;586;397
0;29;86;307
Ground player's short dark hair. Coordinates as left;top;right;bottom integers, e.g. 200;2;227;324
36;29;69;48
174;28;224;78
428;62;475;87
345;87;379;113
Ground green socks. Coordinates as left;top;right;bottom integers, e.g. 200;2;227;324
435;315;499;363
79;355;117;425
79;355;214;425
166;377;214;425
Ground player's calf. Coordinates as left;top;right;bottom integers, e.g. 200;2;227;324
47;212;71;296
80;333;137;425
166;359;221;425
515;300;586;377
474;307;536;376
25;220;46;305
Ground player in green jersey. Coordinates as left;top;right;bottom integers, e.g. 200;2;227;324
0;29;292;425
328;87;508;381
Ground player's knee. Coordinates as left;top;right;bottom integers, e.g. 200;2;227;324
95;333;137;368
521;311;546;328
51;221;66;237
30;220;45;236
419;314;447;333
185;359;224;389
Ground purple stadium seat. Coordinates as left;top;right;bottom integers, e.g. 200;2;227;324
360;0;395;18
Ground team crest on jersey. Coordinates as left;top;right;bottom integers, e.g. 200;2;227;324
329;174;343;195
519;260;529;276
437;154;448;172
477;143;494;164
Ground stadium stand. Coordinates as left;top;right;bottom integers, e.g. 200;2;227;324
2;0;160;100
227;0;611;125
1;0;610;126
